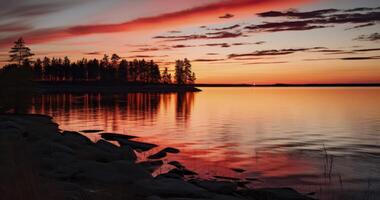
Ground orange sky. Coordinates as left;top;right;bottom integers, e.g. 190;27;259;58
0;0;379;84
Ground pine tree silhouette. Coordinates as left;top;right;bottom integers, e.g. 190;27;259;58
9;37;34;66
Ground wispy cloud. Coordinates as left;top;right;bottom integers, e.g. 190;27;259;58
257;8;338;19
83;51;102;55
354;33;380;41
193;58;226;62
0;0;307;48
228;47;324;58
154;31;245;41
219;13;234;19
0;22;31;32
247;7;380;33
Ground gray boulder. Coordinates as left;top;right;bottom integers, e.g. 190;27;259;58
190;180;237;194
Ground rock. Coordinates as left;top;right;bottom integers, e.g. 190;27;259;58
167;168;198;177
148;151;167;159
118;139;157;152
162;147;180;154
214;176;240;181
40;151;77;171
32;140;75;156
148;147;180;159
156;171;183;180
80;129;103;133
61;131;93;145
210;194;245;200
119;145;138;161
0;120;26;132
76;144;133;163
95;139;119;152
239;188;315;200
52;160;152;184
168;161;185;169
236;181;250;188
146;196;163;200
101;132;138;140
190;179;237;194
147;193;243;200
138;160;164;173
231;168;245;173
95;139;137;161
246;177;263;182
135;178;208;198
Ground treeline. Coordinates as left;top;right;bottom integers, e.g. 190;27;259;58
0;38;196;85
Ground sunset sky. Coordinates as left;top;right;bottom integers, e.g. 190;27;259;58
0;0;379;84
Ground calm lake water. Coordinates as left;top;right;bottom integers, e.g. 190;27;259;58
28;87;380;199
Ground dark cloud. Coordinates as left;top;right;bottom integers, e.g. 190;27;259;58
205;31;244;39
202;43;230;48
130;46;174;53
219;13;234;19
206;53;219;55
232;57;266;61
154;31;244;41
201;42;259;48
242;61;288;65
0;22;31;32
249;7;380;33
310;49;352;55
305;56;380;61
168;30;181;34
193;58;225;62
254;41;266;45
346;22;375;30
0;1;89;20
228;47;323;58
130;48;161;53
126;55;168;59
153;34;207;41
310;47;380;54
129;55;155;58
171;44;194;48
345;7;380;12
84;51;102;55
232;42;264;46
303;58;337;61
341;56;380;60
353;48;380;52
257;9;339;19
245;20;328;32
211;24;240;31
354;33;380;41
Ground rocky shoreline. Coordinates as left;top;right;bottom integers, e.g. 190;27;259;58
0;114;315;200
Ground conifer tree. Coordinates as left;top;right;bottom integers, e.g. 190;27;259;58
9;37;34;66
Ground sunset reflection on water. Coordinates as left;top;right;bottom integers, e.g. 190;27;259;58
29;87;380;199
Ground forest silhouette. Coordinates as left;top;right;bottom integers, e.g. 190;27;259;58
0;38;196;86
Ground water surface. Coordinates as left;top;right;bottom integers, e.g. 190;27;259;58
28;87;380;199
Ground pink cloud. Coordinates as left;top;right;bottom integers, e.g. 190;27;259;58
0;0;310;48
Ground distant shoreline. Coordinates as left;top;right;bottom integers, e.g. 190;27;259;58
34;81;202;93
195;83;380;87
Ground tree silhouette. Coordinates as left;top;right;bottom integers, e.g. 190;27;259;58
2;38;196;85
9;37;34;66
175;58;195;84
162;67;172;84
33;58;43;80
175;60;185;84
